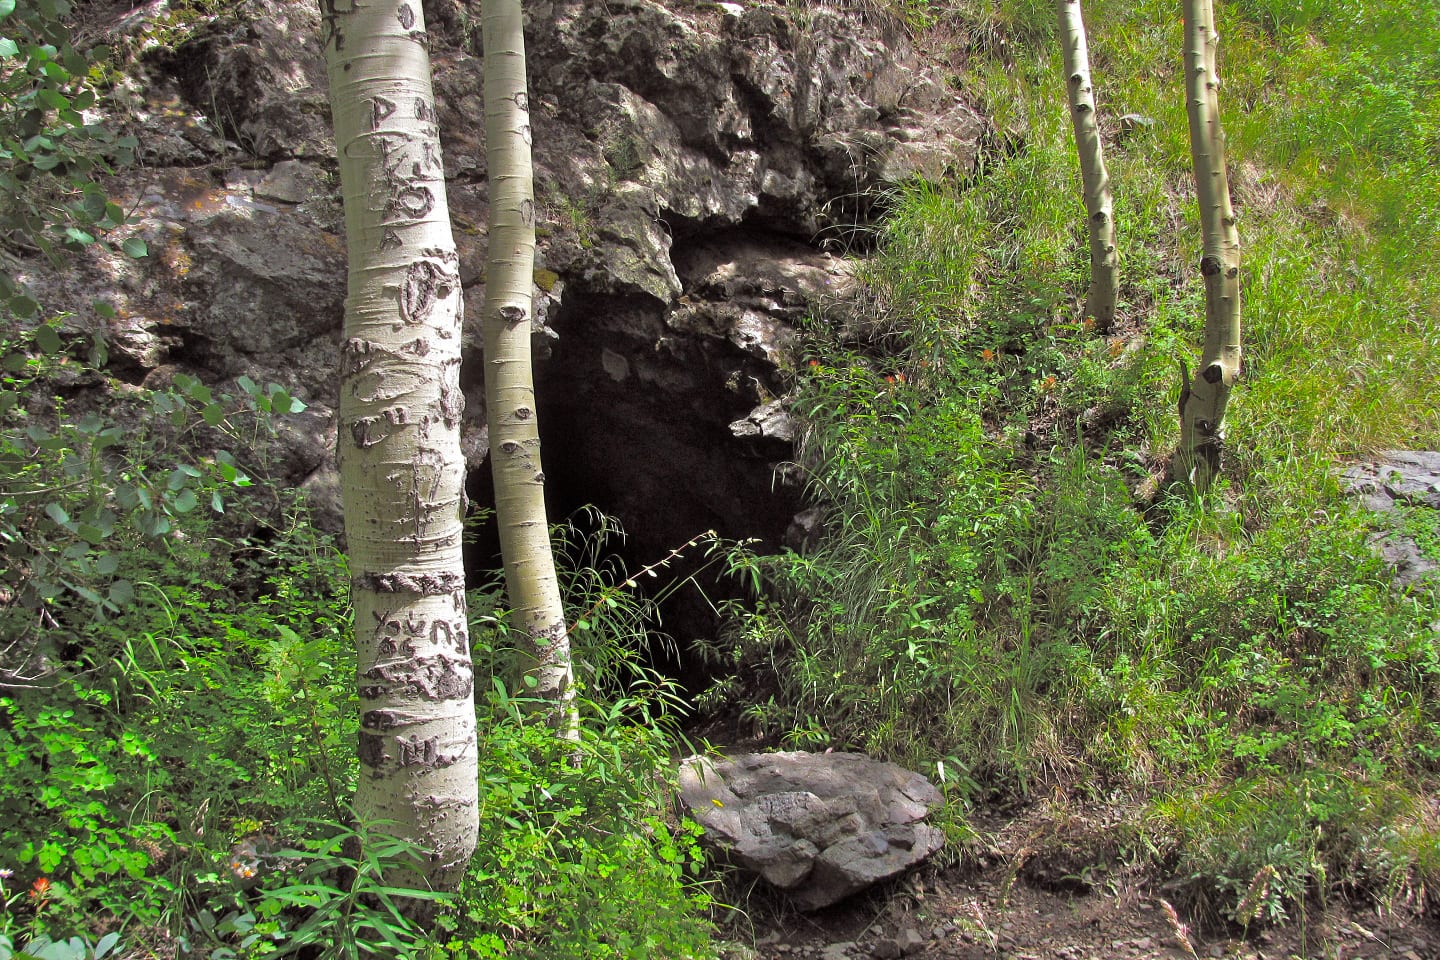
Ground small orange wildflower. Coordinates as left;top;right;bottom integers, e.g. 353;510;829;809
980;348;997;364
1039;375;1057;394
1107;338;1125;358
1082;317;1096;332
30;876;51;899
808;359;820;367
884;375;895;384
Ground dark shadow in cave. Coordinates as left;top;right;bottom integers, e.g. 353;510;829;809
463;287;802;702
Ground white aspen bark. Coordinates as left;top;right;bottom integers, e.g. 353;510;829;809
1058;0;1119;330
1178;0;1242;490
319;0;477;890
481;0;578;735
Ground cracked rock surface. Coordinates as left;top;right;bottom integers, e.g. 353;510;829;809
679;751;946;909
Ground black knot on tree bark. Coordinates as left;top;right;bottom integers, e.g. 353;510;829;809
1200;255;1223;276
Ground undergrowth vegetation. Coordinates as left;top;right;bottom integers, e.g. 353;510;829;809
4;0;1439;952
0;333;713;955
715;0;1440;926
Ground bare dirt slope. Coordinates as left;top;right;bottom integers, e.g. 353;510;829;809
725;807;1439;960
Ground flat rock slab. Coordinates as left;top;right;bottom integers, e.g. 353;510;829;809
1340;451;1440;586
679;751;945;909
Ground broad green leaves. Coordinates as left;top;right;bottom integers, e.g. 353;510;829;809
0;0;141;318
0;327;304;627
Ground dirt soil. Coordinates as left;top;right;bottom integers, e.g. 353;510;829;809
720;807;1440;960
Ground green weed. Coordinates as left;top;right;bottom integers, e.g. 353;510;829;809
718;0;1440;924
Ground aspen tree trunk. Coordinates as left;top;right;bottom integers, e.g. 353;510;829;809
319;0;478;890
1057;0;1118;330
1178;0;1242;490
481;0;578;735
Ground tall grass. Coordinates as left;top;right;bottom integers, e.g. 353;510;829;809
726;0;1440;922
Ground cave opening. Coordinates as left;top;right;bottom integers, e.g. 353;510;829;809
463;286;803;706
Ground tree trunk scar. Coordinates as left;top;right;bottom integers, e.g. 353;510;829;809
397;734;439;768
399;259;446;324
351;416;382;448
355;571;465;594
371;95;398;131
357;731;386;770
362;709;405;732
438;361;463;427
361;654;474;701
388;184;436;222
341;337;384;375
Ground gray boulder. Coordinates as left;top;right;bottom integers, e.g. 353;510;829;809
678;751;945;909
1340;451;1440;587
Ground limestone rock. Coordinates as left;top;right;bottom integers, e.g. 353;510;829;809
12;0;985;601
1340;451;1440;587
679;751;946;909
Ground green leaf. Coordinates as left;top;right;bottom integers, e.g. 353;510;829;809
113;483;139;509
120;237;147;258
8;295;38;318
171;488;198;513
35;88;68;110
108;580;133;605
94;552;119;576
81;189;107;220
211;490;224;513
0;39;18;58
0;0;16;19
94;932;121;959
68;581;104;605
33;324;61;354
44;501;68;525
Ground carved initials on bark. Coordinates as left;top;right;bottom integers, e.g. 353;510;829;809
399;259;454;325
371;95;398;131
397;734;439;767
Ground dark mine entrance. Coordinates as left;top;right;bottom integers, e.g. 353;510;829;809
462;287;802;704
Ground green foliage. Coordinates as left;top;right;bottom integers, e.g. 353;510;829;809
448;518;719;959
0;0;141;316
0;334;352;938
716;0;1440;924
442;679;715;959
0;931;123;960
0;326;304;651
0;333;717;955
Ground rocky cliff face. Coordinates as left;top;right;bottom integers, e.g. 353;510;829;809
21;0;983;674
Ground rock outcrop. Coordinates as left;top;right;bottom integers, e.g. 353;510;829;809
1341;451;1440;587
679;751;946;909
15;0;985;666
